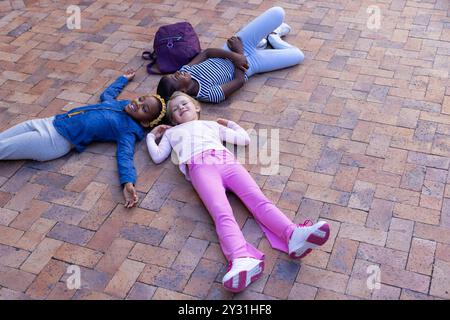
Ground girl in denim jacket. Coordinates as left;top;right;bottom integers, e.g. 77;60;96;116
0;70;166;208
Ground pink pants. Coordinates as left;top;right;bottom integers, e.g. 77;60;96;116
188;149;296;262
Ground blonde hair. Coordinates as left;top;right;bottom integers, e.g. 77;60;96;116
167;91;201;124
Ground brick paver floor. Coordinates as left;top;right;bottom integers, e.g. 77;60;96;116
1;0;449;300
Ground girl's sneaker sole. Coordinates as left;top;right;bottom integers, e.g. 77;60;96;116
289;223;330;259
223;261;264;293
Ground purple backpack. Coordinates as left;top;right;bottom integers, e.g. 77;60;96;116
142;22;201;74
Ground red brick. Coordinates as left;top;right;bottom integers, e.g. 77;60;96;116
435;243;450;263
331;165;358;192
59;152;94;176
319;204;367;225
41;204;87;226
301;249;330;269
366;199;394;231
375;185;420;206
0;225;24;246
0;288;32;300
78;199;116;231
346;259;376;299
0;207;18;226
203;243;227;264
288;283;318;300
357;243;408;269
9;200;50;231
1;167;37;193
191;221;219;243
316;288;359;300
206;282;234;300
54;243;103;268
47;222;94;246
0;244;29;268
5;183;42;212
72;289;117;300
290;169;333;187
46;282;76;300
148;199;182;232
406;238;436;275
128;243;177;267
263;259;300;299
348;180;376;211
393;203;440;225
20;238;62;274
183;258;223;299
150;265;191;292
64;165;101;193
120;222;165;246
328;238;359;274
371;284;401;300
15;218;56;251
96;238;135;275
297;265;349;293
0;265;35;292
172;237;209;273
386;218;414;252
305;185;350;206
339;223;387;246
126;282;156;300
25;259;67;299
87;210;127;252
381;265;430;293
104;259;145;298
400;289;435;300
430;260;450;299
296;198;323;223
159;216;197;250
152;288;197;300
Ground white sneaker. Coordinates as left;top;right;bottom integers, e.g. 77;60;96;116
273;22;291;37
288;220;330;259
257;38;268;49
222;257;264;292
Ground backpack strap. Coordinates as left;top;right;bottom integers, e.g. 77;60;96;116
142;51;155;61
142;51;162;75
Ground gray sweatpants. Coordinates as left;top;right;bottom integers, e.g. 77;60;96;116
0;116;73;161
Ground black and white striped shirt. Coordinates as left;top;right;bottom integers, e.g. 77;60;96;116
180;58;248;104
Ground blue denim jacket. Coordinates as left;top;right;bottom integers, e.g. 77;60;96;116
53;76;144;185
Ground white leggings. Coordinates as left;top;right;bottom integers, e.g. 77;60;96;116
0;116;73;162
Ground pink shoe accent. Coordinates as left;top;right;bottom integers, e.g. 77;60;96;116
289;221;331;259
306;223;330;246
223;260;264;293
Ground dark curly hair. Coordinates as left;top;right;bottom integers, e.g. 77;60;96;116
156;75;177;103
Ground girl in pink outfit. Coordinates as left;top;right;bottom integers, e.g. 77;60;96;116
146;92;330;292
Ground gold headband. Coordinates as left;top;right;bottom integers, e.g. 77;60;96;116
149;94;166;127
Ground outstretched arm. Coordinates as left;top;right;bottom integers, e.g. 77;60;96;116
116;133;139;208
100;69;135;102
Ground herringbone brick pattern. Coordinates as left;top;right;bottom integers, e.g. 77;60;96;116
1;0;449;300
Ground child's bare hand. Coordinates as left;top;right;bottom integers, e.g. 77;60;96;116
123;182;138;208
227;36;244;54
123;69;136;81
150;124;172;139
216;118;229;127
231;53;249;72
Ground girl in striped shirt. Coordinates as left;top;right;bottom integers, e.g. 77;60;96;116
156;6;304;104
